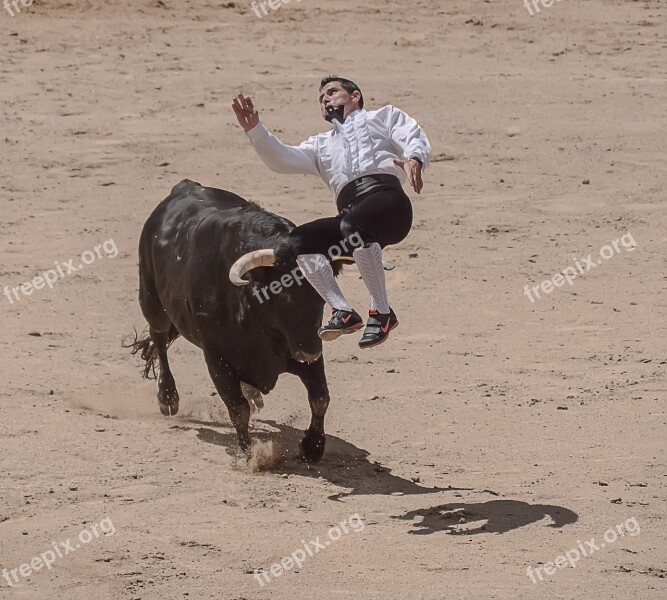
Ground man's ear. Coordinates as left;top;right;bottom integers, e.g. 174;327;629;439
351;91;361;105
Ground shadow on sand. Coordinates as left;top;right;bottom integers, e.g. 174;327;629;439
393;500;578;535
172;417;471;500
171;417;579;535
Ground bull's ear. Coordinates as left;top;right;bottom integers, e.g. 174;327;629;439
274;238;298;266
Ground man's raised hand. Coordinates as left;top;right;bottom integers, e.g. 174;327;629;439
232;93;260;132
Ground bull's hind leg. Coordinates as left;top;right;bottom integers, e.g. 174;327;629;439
151;326;180;416
287;357;330;463
136;263;180;416
204;348;251;453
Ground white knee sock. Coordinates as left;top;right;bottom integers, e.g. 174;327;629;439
296;254;351;312
353;243;390;314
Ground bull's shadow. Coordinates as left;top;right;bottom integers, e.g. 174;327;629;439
174;418;473;501
393;500;578;535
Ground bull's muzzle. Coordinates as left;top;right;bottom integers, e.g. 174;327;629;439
292;350;322;363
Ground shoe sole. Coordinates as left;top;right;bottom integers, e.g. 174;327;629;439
318;322;364;341
358;322;399;349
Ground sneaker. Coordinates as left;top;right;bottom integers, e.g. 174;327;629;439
358;308;399;349
318;309;364;341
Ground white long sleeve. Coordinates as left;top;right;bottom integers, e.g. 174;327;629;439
386;105;431;169
246;123;321;176
245;105;431;202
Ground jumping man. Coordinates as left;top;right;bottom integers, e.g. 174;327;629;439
232;76;431;348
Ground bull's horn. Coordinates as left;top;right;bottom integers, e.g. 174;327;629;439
332;256;355;264
331;256;396;271
229;249;276;286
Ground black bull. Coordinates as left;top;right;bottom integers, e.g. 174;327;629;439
125;179;346;462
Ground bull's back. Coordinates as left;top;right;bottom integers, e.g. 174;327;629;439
140;179;247;266
138;179;292;350
144;179;248;237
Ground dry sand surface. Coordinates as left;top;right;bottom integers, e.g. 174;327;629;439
1;0;666;598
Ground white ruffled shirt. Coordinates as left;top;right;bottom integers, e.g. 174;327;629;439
245;105;431;201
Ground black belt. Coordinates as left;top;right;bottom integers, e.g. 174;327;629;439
336;174;402;212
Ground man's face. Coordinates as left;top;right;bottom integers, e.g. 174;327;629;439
319;81;361;121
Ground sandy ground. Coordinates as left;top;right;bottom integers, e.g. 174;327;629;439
1;0;666;598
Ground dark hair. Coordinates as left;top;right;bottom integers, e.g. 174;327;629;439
319;75;364;109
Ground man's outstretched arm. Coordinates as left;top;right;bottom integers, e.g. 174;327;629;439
232;93;320;176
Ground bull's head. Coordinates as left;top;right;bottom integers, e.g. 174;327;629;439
229;249;353;286
229;249;350;363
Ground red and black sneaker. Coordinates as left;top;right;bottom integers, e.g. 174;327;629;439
358;308;399;349
318;309;364;341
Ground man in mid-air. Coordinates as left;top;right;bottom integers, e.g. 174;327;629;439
232;76;431;349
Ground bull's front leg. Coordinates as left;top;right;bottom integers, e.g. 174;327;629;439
203;346;251;454
287;356;330;463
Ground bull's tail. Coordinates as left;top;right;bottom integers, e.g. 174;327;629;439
122;327;159;380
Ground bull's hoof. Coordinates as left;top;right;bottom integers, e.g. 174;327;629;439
238;435;252;457
158;400;179;416
157;386;179;416
299;429;325;463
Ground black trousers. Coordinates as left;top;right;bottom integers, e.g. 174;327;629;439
285;174;413;258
